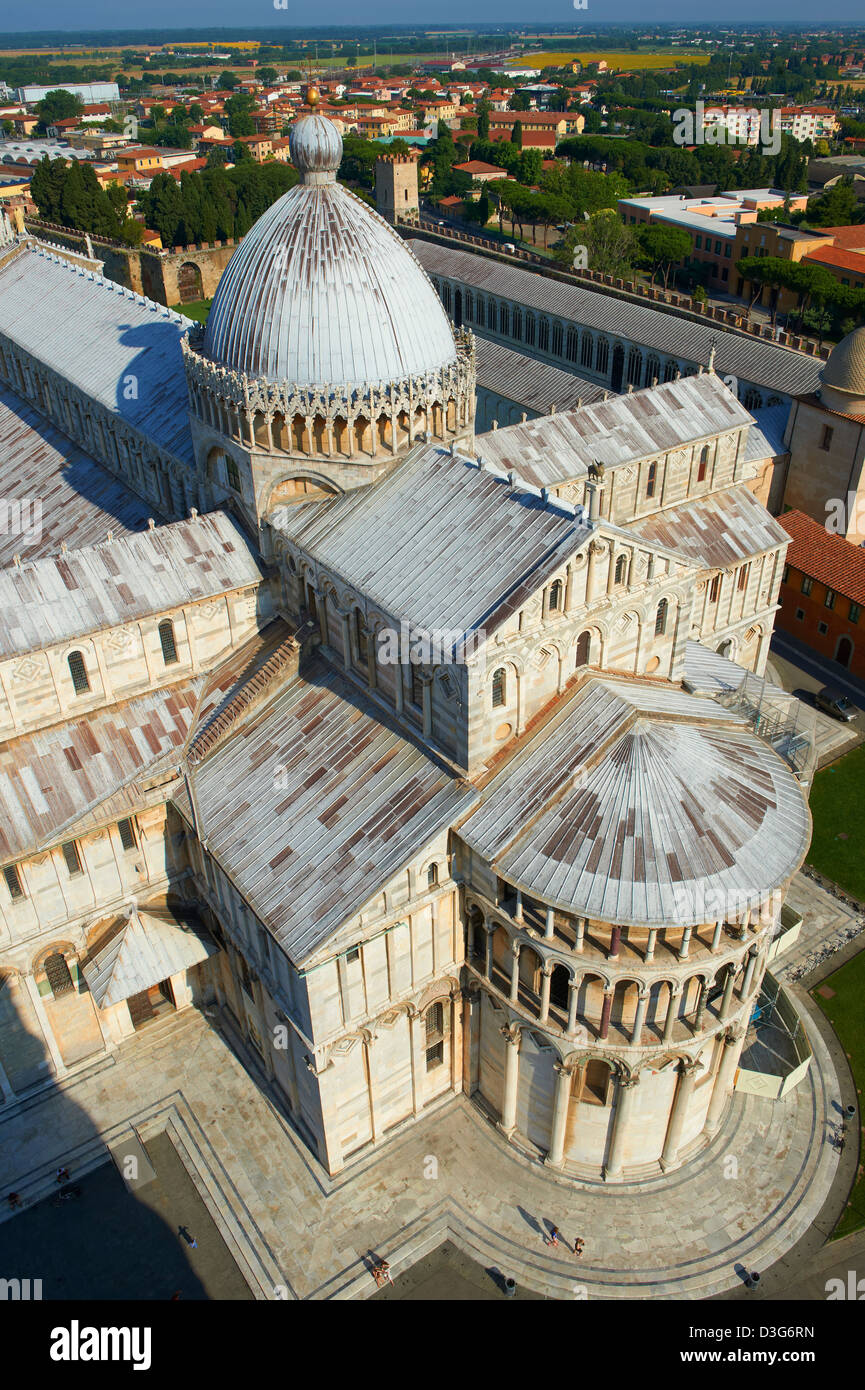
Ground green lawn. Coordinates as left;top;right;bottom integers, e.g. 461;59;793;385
812;950;865;1237
806;743;865;900
174;298;212;324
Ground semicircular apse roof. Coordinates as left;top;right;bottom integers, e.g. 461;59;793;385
202;180;458;389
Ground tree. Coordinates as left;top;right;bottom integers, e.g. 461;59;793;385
558;209;637;277
510;120;523;147
476;99;490;141
805;178;862;228
258;67;278;86
636;223;692;289
225;93;257;138
36;89;84;129
218;71;238;90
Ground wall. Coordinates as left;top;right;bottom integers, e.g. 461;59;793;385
777;562;863;677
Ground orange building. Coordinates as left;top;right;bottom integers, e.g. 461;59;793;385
777;509;865;676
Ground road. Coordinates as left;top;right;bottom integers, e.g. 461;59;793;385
769;631;865;721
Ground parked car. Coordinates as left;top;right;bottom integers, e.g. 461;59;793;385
815;687;857;722
503;242;516;253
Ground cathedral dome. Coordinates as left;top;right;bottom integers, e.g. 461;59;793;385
201;112;457;390
820;324;865;413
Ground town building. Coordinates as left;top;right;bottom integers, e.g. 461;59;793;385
619;190;809;293
0;115;813;1185
777;509;864;675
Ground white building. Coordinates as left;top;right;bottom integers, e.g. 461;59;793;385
0;113;813;1184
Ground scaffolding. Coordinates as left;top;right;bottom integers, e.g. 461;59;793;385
717;670;818;787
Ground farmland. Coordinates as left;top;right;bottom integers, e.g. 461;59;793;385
510;51;711;71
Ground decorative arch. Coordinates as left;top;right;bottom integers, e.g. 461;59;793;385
262;472;341;516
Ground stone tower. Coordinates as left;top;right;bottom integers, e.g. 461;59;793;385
375;150;420;225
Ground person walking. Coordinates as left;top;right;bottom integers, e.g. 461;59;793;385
573;1236;585;1257
547;1224;560;1247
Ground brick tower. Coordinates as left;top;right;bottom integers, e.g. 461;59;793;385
375;150;420;225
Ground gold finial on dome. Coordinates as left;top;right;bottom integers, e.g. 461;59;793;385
305;83;320;108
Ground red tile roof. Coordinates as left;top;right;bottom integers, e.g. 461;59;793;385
781;509;865;605
805;246;865;277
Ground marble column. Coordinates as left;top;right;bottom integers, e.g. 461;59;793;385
703;1026;745;1136
546;1061;573;1169
720;963;738;1020
660;1057;699;1170
498;1024;521;1136
711;919;724;952
567;979;580;1035
605;1073;640;1180
509;943;521;1003
539;965;553;1025
631;988;650;1045
740;948;759;999
663;982;683;1043
599;986;613;1040
484;926;493;981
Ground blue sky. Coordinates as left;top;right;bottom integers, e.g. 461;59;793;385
2;3;864;34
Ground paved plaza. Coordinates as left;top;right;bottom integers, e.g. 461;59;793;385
0;1131;251;1301
0;925;853;1301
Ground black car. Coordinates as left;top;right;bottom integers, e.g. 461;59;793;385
815;687;857;722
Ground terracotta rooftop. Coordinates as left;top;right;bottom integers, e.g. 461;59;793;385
806;246;865;277
781;509;865;606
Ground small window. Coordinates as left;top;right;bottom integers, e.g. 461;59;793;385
346;946;360;964
614;554;627;585
646;462;657;499
818;620;829;635
825;589;836;611
549;579;563;611
68;650;90;695
697;445;709;482
737;563;750;592
575;631;591;668
820;425;834;451
425;1001;444;1070
709;576;720;603
158;619;178;665
695;234;702;249
117;818;137;852
491;667;506;708
3;864;24;900
795;608;805;621
62;841;82;877
239;954;255;1000
654;598;668;636
801;576;813;597
782;565;790;584
226;457;241;491
427;862;439;888
850;601;861;624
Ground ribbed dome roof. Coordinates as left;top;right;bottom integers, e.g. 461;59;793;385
202;113;457;389
821;324;865;399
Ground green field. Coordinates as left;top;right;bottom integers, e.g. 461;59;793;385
174;298;211;324
812;949;865;1237
806;744;865;900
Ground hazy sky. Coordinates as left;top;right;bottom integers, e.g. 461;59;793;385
2;2;864;35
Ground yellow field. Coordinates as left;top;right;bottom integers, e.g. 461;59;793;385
510;51;711;71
